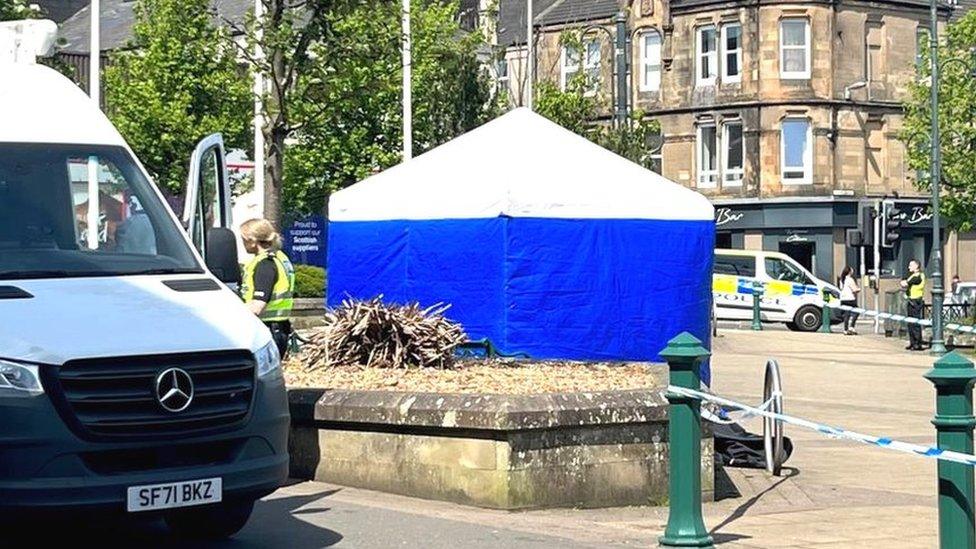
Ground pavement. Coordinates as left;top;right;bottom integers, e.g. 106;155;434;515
10;326;954;548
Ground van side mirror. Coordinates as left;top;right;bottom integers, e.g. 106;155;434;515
205;228;241;285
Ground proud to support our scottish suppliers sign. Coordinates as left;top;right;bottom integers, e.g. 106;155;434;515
283;215;327;267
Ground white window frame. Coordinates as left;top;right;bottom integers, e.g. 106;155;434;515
697;121;719;188
639;30;662;92
722;120;744;186
721;23;742;84
561;39;601;94
779;18;811;80
696;25;718;87
781;117;813;185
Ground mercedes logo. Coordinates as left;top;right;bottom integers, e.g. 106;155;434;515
155;368;194;413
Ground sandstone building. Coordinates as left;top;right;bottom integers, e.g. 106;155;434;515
496;0;974;288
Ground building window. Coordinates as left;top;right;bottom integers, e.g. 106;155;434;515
697;122;718;187
561;40;601;93
496;58;509;95
723;120;744;186
780;19;810;79
781;118;812;184
721;24;742;83
640;30;662;92
649;150;663;175
696;26;718;86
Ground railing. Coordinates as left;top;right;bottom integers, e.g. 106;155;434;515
659;332;976;549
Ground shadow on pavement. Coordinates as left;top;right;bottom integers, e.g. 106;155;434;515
7;489;343;548
708;470;798;545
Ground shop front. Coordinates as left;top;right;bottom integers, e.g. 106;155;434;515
714;198;940;285
714;199;857;283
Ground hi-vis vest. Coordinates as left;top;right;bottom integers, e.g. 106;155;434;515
242;250;296;322
907;272;926;300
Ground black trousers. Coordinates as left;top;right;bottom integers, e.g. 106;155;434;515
907;298;924;349
841;299;859;330
266;320;292;359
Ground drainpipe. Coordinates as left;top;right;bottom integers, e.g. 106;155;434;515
615;11;628;126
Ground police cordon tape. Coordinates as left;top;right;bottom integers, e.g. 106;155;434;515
830;302;976;333
701;392;779;425
668;385;976;467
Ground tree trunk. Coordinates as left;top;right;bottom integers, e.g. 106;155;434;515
264;126;285;229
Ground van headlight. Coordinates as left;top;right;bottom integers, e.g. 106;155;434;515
0;359;44;395
255;341;282;379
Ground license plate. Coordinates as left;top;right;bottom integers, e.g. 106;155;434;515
126;477;222;512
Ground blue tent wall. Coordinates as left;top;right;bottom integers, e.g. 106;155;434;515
328;217;714;379
505;218;714;366
327;219;508;347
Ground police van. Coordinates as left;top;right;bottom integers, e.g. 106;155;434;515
0;20;288;537
713;249;841;331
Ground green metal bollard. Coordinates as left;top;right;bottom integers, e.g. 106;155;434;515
924;351;976;549
819;288;832;334
660;333;714;548
751;280;763;331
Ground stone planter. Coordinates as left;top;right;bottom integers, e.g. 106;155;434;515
288;375;713;510
290;298;326;330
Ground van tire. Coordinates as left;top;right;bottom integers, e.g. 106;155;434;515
785;322;800;331
794;306;822;332
165;500;254;540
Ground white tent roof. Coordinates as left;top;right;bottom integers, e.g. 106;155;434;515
330;108;713;222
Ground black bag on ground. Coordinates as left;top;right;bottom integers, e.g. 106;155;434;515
712;421;794;469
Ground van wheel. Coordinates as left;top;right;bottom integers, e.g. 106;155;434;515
794;306;822;332
165;500;254;540
785;322;800;331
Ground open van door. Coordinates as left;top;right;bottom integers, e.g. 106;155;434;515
183;134;240;285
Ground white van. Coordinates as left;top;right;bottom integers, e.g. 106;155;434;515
0;21;288;537
713;249;841;331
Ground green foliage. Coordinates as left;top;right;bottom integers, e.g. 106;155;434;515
534;80;596;135
901;12;976;231
535;81;661;170
294;264;326;298
104;0;251;195
281;0;495;216
0;0;40;20
531;30;662;170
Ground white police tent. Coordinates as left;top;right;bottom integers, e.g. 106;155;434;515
328;108;716;378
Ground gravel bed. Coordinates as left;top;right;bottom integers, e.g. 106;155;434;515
284;359;663;395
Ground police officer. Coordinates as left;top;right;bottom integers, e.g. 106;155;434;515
900;258;926;351
240;218;296;358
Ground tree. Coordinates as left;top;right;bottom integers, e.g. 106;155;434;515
535;79;661;171
0;0;40;20
104;0;251;195
280;0;494;216
532;30;661;170
227;0;343;226
901;12;976;232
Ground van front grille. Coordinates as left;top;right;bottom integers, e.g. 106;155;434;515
48;351;255;440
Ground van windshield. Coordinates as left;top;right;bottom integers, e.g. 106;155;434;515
0;143;202;280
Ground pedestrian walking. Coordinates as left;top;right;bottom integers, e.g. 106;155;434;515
839;266;861;335
240;218;297;358
900;259;926;351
